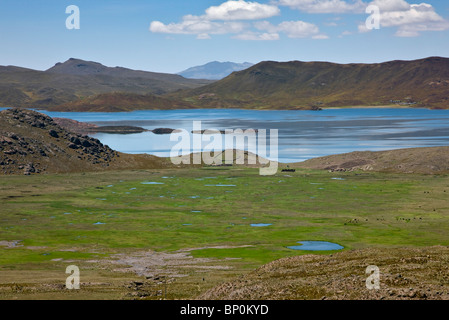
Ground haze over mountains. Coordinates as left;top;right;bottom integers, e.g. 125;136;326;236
1;57;448;111
178;61;254;80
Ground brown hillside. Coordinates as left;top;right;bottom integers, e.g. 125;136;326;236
176;57;449;110
0;58;212;109
49;92;193;112
290;146;449;174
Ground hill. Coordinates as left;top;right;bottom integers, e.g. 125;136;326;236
290;146;449;174
175;57;449;109
0;58;212;109
200;246;449;300
48;92;194;112
178;61;254;80
0;109;172;175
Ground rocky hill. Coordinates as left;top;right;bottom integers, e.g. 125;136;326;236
199;246;449;300
176;57;449;110
0;109;171;175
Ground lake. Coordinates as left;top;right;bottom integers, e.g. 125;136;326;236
5;107;449;163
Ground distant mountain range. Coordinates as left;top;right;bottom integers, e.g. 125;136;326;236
178;61;254;80
176;56;449;110
1;57;448;111
0;58;212;108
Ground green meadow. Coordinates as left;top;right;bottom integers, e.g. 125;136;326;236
2;167;449;270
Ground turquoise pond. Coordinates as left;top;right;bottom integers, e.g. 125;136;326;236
287;241;344;251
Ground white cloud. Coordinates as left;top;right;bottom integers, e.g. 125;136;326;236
233;31;280;40
278;0;366;14
368;0;410;12
312;34;330;39
278;21;321;38
197;33;212;39
150;0;449;40
150;0;280;40
150;19;247;37
205;0;280;20
150;0;325;40
359;1;449;37
255;20;327;38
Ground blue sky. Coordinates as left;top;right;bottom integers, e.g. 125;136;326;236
0;0;448;73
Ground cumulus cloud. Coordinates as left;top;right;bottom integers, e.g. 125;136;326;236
233;31;280;40
150;0;325;40
150;0;281;39
278;0;366;14
149;0;449;40
368;0;410;12
205;0;280;20
150;19;247;37
255;20;326;38
359;1;449;37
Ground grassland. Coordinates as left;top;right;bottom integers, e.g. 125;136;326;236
1;166;449;299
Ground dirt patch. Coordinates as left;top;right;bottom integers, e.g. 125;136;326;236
0;240;23;248
103;246;250;279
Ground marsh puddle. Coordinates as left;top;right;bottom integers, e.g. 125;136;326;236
331;178;345;181
141;182;164;185
287;241;344;251
250;223;272;227
93;222;106;225
204;184;237;187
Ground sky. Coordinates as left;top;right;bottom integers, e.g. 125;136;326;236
0;0;448;73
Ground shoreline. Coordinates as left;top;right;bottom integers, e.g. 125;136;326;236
322;105;421;110
0;105;439;113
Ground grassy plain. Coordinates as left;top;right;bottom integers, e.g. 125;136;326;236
1;167;449;299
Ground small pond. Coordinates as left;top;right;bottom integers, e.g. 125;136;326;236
141;182;164;185
287;241;344;251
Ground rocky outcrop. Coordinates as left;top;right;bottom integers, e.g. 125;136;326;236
0;108;118;175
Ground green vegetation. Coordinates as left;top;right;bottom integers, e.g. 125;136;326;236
2;167;449;268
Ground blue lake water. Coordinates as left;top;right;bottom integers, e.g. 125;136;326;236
287;241;344;251
5;107;449;163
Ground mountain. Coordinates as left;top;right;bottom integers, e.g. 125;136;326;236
175;57;449;110
178;61;254;80
0;58;212;109
48;92;193;112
